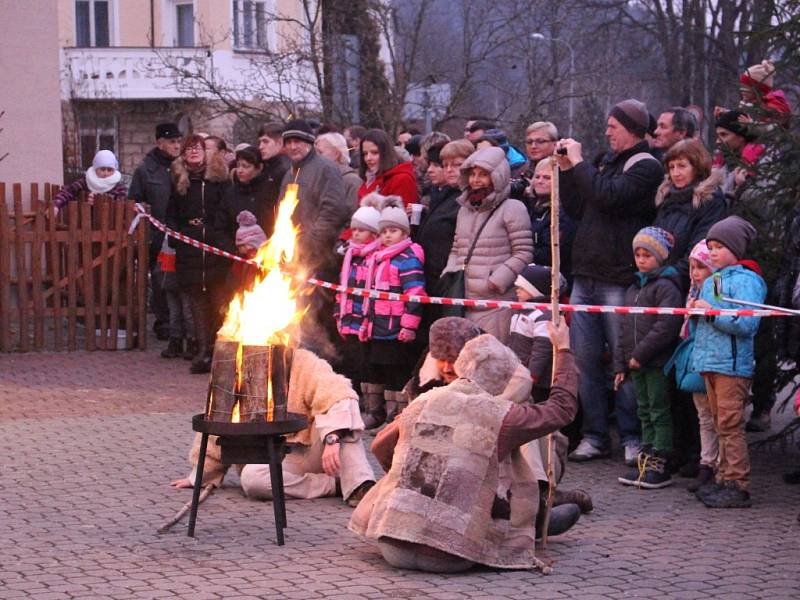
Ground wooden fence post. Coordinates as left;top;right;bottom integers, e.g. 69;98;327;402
0;184;10;352
13;184;30;352
31;183;45;350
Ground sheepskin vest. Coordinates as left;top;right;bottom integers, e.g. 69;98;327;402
350;379;540;569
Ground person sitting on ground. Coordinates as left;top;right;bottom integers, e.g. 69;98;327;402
54;150;127;214
349;322;580;573
170;344;377;507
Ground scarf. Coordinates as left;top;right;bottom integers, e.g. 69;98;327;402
365;168;378;188
85;167;122;194
339;238;381;325
360;237;414;340
466;187;492;208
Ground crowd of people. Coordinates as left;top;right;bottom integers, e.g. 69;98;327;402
55;57;800;569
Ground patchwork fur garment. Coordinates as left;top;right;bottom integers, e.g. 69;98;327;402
349;379;541;569
188;348;359;484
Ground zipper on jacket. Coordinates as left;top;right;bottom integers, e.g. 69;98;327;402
201;180;206;292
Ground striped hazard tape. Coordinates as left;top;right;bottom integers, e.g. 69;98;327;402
130;204;793;318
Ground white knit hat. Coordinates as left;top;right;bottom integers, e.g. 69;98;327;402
92;150;118;170
377;195;409;234
350;206;381;233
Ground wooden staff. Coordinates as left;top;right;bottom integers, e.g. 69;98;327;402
157;483;216;534
539;157;562;548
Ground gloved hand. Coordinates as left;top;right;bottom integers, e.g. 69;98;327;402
398;328;416;343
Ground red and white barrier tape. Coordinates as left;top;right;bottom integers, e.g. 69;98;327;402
130;204;791;318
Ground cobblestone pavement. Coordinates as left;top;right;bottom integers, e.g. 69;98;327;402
1;346;799;599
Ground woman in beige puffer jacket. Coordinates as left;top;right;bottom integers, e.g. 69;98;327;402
444;146;533;341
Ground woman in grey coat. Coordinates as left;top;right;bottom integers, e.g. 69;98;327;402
443;146;533;341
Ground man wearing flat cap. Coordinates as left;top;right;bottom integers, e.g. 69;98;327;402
130;123;183;340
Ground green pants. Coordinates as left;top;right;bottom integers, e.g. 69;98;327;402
631;368;673;452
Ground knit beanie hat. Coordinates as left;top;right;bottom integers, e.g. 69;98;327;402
609;99;649;138
454;333;520;396
235;210;267;249
155;122;181;140
377;195;409;234
282;119;315;144
689;239;714;270
633;226;675;264
706;216;757;260
351;193;384;233
740;60;776;94
515;264;557;299
92;149;119;170
429;317;482;362
715;110;756;142
405;135;422;157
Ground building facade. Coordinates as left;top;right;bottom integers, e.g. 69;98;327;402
59;0;310;181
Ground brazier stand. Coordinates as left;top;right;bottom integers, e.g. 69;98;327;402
188;412;308;545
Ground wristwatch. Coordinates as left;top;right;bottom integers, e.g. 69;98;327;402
323;433;340;445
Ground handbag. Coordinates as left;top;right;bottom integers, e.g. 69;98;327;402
664;336;706;393
434;202;503;318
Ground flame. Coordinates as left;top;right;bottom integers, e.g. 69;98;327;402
231;400;240;423
218;183;306;346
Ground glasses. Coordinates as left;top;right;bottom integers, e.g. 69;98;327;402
186;145;204;153
526;138;555;146
443;161;464;169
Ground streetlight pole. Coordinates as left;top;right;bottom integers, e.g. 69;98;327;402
531;33;575;138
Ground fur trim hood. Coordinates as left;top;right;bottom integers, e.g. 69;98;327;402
457;146;511;211
171;152;230;195
655;170;722;210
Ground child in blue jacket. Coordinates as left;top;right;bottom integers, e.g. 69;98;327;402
691;216;766;508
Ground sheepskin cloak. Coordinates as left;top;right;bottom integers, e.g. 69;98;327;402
349;379;540;569
189;348;358;484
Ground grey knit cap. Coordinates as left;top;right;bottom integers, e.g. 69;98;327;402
429;317;482;362
609;99;649;138
706;216;757;260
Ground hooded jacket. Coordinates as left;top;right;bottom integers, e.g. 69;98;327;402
358;161;419;206
614;266;684;372
445;147;533;301
691;263;767;378
653;171;728;289
559;141;664;285
165;154;230;288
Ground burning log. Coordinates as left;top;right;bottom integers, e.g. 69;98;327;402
206;341;291;423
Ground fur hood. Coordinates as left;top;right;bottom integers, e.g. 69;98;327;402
458;146;511;210
171;153;230;195
655;170;723;210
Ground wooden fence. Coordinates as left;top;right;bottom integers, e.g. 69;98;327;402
0;182;149;352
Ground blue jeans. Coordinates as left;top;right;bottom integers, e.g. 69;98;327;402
569;276;640;447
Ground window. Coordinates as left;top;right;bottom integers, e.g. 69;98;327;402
79;115;118;171
233;1;273;51
176;3;195;46
75;0;111;47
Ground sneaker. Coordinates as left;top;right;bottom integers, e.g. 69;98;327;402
623;442;642;466
700;480;751;508
636;453;673;489
745;412;771;432
695;480;722;502
345;480;376;507
687;464;715;493
568;439;610;462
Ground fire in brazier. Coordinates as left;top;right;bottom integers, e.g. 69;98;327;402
205;183;305;424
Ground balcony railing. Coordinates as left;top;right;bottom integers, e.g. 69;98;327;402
63;46;212;100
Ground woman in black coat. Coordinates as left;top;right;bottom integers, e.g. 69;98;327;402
653;139;728;293
166;134;230;373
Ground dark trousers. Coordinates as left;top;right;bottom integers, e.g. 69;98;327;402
751;318;777;417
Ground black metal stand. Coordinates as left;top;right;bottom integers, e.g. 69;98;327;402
187;413;308;545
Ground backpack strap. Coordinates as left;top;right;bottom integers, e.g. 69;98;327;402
623;152;660;173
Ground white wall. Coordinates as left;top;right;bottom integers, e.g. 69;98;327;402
0;0;64;195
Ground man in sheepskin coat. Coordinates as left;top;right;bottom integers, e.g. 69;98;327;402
349;323;579;572
171;346;376;507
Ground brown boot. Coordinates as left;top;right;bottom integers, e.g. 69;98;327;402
361;383;386;430
553;487;594;514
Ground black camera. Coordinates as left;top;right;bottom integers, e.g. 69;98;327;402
557;147;568;156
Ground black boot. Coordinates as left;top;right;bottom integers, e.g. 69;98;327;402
687;464;715;493
160;338;183;359
183;338;198;361
536;504;581;539
190;346;213;374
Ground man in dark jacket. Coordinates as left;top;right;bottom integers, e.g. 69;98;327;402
257;122;291;235
279;119;350;358
555;99;664;464
129;123;183;340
